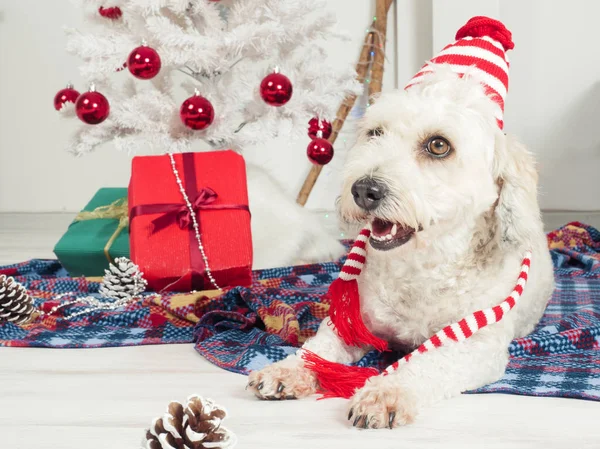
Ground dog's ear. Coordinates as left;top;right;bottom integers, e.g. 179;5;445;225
492;132;544;248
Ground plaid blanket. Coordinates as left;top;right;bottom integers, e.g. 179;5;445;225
1;223;599;401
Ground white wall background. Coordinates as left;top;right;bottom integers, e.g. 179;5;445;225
0;0;403;212
0;0;598;213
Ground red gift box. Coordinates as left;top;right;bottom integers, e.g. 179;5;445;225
128;151;253;292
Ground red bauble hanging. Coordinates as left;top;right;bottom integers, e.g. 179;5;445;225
307;137;334;165
180;92;214;130
127;45;161;80
53;84;80;111
260;69;293;107
75;86;110;125
98;6;122;20
308;118;332;139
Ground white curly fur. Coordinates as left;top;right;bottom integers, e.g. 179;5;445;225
247;66;555;429
247;164;345;269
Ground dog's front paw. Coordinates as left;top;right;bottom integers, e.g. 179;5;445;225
348;375;418;429
246;357;317;400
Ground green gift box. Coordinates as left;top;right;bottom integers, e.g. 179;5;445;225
54;188;130;277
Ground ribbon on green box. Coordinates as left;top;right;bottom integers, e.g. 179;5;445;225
74;198;128;263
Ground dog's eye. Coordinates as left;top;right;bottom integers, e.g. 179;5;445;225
426;137;452;157
367;127;384;138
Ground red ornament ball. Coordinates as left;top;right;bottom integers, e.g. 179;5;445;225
39;300;61;314
98;6;122;20
307;138;334;165
75;90;110;125
53;86;80;111
260;72;293;106
180;94;214;130
308;118;332;139
127;45;161;80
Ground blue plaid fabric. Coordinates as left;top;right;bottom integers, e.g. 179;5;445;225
195;223;600;401
1;223;599;401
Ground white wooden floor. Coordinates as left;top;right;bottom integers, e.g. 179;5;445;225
1;213;600;449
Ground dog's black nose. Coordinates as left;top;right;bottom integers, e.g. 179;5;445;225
351;178;387;211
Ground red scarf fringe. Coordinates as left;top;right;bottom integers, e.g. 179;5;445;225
326;277;388;352
302;231;388;399
302;350;380;399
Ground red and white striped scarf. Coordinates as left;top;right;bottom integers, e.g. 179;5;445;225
303;228;531;399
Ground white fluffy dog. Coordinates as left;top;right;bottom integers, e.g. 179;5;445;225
246;65;555;428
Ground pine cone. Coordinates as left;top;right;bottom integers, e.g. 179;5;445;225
99;257;147;300
143;396;237;449
0;275;35;325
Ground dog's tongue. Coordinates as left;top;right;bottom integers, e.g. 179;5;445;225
372;218;394;237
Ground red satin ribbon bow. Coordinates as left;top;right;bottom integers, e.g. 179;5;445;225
150;187;219;233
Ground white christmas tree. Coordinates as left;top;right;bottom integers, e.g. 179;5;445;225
60;0;360;156
57;0;362;268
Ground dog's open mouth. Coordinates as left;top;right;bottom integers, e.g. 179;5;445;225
369;218;416;251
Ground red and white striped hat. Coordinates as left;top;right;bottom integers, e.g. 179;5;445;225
405;16;514;129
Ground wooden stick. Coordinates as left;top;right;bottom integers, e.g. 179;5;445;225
295;0;393;206
369;0;392;96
